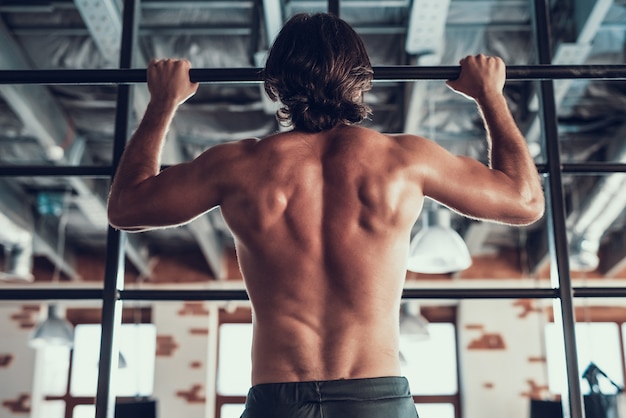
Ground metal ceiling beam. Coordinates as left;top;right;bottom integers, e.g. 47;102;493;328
141;0;254;8
405;0;450;56
74;0;122;64
73;0;226;280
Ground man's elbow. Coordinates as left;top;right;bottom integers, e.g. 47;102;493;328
107;208;129;231
107;201;143;232
511;195;545;226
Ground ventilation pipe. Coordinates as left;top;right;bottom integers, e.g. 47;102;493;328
0;211;33;281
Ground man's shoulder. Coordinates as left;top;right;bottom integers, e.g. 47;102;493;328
210;137;259;155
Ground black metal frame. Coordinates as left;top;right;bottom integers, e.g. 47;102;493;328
531;1;584;417
0;1;624;417
1;64;626;85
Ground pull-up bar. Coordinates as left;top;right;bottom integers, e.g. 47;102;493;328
1;64;626;85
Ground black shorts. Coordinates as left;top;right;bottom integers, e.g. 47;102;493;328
240;376;419;418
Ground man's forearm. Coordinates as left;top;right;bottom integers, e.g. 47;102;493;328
108;99;178;226
477;93;535;173
113;100;178;187
476;93;544;213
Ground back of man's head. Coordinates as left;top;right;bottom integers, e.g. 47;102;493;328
263;13;373;132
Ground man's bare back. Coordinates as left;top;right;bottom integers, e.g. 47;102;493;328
219;124;423;384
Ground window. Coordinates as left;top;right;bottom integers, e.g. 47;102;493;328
215;308;253;418
401;322;458;418
215;306;459;418
38;323;156;418
217;322;252;396
546;322;624;395
71;323;156;397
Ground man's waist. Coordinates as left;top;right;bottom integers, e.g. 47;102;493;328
247;376;412;403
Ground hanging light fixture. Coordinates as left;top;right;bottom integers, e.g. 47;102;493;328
407;206;472;274
29;304;74;348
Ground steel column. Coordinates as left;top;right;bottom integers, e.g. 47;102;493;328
95;0;139;417
328;0;340;16
531;1;584;418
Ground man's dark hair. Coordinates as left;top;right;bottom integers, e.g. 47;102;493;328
262;13;373;132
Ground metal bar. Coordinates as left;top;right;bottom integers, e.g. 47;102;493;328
573;287;626;297
119;288;557;300
120;289;250;301
531;2;584;418
543;163;626;174
120;288;560;300
0;288;104;300
95;0;138;417
4;162;626;177
2;64;626;85
328;0;340;16
402;288;559;299
119;288;562;300
2;286;626;301
0;166;112;177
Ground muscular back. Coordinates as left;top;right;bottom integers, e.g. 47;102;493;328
218;124;425;384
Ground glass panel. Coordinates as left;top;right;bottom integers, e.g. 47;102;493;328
0;87;118;166
551;0;626;166
39;400;66;418
401;323;457;395
559;79;626;165
70;323;156;397
563;173;626;281
217;322;253;396
415;403;455;418
73;404;96;418
546;322;622;395
221;403;246;418
38;345;71;396
0;174;114;288
546;0;624;163
406;187;549;288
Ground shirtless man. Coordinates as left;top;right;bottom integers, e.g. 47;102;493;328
107;13;544;418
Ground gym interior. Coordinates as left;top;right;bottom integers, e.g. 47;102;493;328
0;1;625;417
